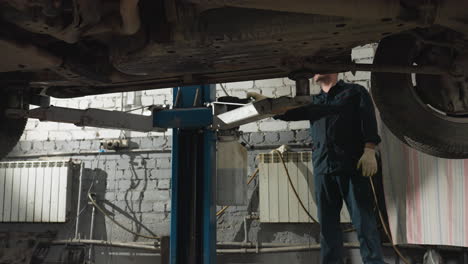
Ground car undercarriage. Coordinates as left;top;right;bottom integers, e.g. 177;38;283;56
1;0;468;158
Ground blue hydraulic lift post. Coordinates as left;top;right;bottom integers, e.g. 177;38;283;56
158;84;216;264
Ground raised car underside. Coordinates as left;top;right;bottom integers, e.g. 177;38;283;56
0;0;466;98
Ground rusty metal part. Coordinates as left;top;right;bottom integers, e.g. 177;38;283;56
120;0;141;35
415;48;468;115
288;70;316;96
0;0;101;43
435;0;468;33
0;232;55;264
184;0;401;19
0;38;62;72
82;0;141;36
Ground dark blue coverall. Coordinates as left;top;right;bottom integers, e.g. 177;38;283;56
276;80;384;264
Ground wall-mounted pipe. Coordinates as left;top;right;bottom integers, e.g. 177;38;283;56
74;162;85;239
51;239;161;251
88;195;97;262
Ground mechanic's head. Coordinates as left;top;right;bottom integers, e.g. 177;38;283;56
313;73;339;84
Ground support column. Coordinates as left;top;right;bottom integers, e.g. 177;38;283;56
168;85;216;264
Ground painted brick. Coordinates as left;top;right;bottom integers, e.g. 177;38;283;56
79;140;93;150
138;138;153;149
25;130;48;141
78;99;91;109
58;123;78;131
264;132;280;144
239;122;259;133
25;120;39;130
67;99;79;109
153;202;166;213
275;86;292;97
114;169;126;180
19;141;32;152
254;78;284;88
96;129;122;139
118;179;134;191
106;180;118;191
43;141;56;152
249;133;264;145
89;99;104;108
295;130;311;142
158;179;170;190
150;169;171;179
229;89;247;98
147;179;158;190
351;45;376;60
279;131;295;143
153;137;168;148
49;131;73;141
104;192;117;201
144;190;170;201
51;100;68;108
102;98;116;109
289;121;310;130
157;158;171;169
140;201;155;213
344;71;371;82
259;120;288;131
141;95;154;106
147;131;166;137
260;88;275;98
71;129;98;140
128;131;148;138
32;141;44;151
283;77;296;86
226;81;254;90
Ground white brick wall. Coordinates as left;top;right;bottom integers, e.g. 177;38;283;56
21;46;376;141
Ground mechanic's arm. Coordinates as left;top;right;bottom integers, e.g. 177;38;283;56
275;104;342;121
359;87;381;146
274;105;310;121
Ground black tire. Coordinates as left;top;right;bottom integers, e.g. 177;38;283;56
0;102;27;160
371;34;468;159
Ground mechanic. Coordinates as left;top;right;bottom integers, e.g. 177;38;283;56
248;73;384;264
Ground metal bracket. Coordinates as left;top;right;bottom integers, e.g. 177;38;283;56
6;106;166;132
213;96;310;129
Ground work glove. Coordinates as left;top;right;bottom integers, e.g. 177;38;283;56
357;148;378;177
246;92;268;101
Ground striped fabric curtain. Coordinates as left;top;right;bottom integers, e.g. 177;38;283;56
379;123;468;247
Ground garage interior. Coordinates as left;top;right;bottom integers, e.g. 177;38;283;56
0;44;467;264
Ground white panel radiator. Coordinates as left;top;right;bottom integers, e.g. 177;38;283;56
0;160;72;223
258;152;351;223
